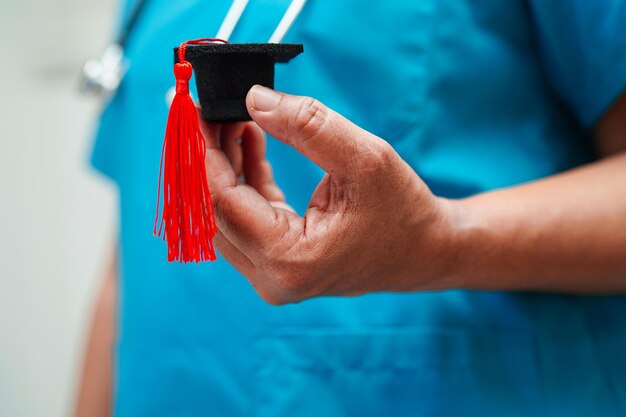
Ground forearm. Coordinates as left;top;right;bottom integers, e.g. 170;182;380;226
74;246;117;417
447;151;626;294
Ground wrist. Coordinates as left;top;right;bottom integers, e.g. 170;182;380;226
429;196;483;291
393;196;470;292
441;195;508;291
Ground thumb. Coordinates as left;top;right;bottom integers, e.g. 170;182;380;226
246;85;383;177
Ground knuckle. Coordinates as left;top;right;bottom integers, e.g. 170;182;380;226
277;272;307;294
289;97;328;144
254;274;308;306
272;259;319;299
257;236;329;305
211;185;237;228
257;290;289;306
359;140;396;171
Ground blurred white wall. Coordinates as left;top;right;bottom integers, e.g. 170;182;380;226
0;1;117;416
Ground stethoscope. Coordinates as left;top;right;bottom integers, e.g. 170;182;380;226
80;0;307;102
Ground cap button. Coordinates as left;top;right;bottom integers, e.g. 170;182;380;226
175;79;189;95
174;62;192;81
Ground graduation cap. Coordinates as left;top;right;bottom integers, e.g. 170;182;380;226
175;42;303;122
155;38;304;263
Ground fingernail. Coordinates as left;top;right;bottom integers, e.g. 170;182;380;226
250;85;281;112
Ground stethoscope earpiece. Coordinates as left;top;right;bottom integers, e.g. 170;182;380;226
81;0;307;102
80;43;125;98
80;0;147;99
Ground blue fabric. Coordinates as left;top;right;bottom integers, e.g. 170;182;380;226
91;1;626;416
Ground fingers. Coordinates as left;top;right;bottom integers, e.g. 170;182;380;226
246;85;384;178
219;123;246;178
197;111;238;191
269;201;296;213
213;230;257;277
212;118;285;202
241;123;286;202
217;186;300;259
198;112;292;254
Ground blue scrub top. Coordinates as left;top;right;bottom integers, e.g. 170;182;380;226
92;1;626;416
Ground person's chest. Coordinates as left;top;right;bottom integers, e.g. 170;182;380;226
123;0;445;138
119;0;569;200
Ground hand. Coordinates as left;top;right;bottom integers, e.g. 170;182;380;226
202;86;458;305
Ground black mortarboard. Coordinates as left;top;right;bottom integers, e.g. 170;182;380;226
174;43;304;123
155;39;303;263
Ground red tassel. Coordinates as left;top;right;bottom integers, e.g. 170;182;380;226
154;38;228;263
